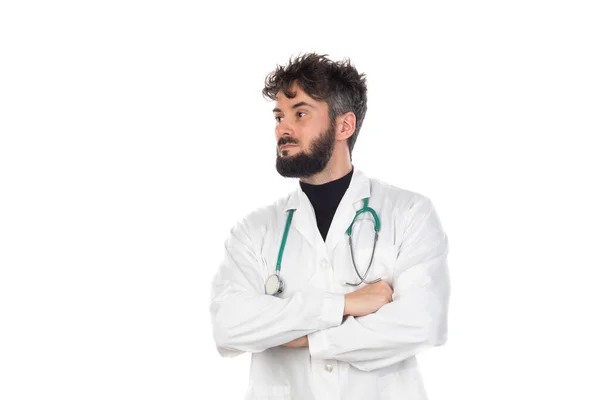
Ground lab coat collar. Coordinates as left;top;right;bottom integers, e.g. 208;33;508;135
284;167;371;254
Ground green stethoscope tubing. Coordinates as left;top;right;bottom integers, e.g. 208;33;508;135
346;198;380;235
269;198;381;295
275;208;296;274
346;198;382;286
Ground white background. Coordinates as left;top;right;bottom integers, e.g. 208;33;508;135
1;1;599;399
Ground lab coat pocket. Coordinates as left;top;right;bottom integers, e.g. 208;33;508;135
245;384;291;400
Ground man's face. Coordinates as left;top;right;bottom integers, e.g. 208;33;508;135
273;83;336;178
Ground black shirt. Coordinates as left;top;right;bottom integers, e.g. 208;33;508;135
300;166;354;241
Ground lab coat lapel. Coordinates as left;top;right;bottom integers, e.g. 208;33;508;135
325;168;371;253
283;168;371;255
284;185;327;256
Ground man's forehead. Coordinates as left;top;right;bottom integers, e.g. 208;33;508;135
274;87;321;108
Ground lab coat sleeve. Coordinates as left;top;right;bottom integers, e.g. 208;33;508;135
210;218;346;357
307;195;450;372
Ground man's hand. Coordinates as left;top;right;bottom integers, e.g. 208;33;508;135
282;335;308;348
344;280;393;317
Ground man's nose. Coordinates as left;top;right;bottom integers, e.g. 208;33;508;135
275;118;293;139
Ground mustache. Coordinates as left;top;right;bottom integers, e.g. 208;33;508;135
278;138;299;146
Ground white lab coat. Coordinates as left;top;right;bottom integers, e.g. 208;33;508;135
210;167;450;400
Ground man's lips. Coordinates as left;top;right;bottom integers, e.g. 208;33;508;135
279;144;297;150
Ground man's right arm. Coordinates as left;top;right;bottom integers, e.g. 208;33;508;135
209;219;345;357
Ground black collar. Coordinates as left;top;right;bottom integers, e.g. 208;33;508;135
300;166;354;211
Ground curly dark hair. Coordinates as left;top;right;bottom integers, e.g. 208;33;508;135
262;53;368;157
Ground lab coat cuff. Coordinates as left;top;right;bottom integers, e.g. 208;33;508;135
307;329;330;359
318;292;345;329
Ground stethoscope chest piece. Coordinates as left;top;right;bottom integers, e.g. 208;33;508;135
265;273;284;296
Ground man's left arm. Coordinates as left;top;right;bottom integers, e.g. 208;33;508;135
303;196;450;372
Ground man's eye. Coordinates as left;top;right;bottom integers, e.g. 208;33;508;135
275;116;283;123
297;112;306;118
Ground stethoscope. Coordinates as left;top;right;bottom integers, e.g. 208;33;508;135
265;198;381;296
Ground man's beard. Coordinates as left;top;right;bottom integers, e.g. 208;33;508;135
275;123;336;178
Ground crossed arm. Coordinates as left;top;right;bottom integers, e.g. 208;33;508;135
210;196;450;372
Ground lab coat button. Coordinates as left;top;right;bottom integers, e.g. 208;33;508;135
325;364;333;372
321;259;329;269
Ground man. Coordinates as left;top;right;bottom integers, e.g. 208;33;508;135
210;53;450;400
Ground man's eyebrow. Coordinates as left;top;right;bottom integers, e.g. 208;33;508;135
272;101;316;113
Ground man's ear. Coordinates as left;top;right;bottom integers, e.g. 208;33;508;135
336;112;356;141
